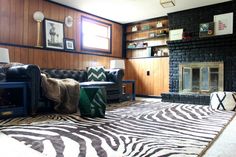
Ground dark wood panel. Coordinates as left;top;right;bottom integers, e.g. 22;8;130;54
0;45;114;70
27;0;38;46
0;0;11;42
23;0;29;45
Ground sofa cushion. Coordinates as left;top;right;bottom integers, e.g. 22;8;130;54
87;67;106;81
41;69;87;82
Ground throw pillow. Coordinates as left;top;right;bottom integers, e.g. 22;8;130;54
87;66;106;81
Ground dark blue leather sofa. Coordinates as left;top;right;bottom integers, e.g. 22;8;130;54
4;65;124;115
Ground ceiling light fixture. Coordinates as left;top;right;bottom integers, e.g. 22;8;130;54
160;0;175;8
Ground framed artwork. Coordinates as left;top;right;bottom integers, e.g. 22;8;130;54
169;29;183;41
199;22;214;37
64;38;75;51
214;12;233;36
44;19;64;50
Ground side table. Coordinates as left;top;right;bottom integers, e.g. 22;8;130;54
0;82;28;118
122;80;136;101
79;86;107;118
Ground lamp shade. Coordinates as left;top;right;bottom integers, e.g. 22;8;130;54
110;60;125;69
33;11;44;22
0;48;10;63
160;0;175;8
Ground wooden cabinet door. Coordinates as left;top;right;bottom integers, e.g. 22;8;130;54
125;57;169;96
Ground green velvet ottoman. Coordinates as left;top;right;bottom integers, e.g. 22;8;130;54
79;86;107;118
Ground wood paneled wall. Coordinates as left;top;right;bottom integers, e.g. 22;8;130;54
125;57;169;96
0;0;123;69
0;45;114;69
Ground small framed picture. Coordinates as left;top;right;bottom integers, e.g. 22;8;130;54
214;12;233;36
169;29;183;41
44;19;64;50
199;22;214;37
64;38;75;51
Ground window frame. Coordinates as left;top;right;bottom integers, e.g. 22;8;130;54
81;16;112;54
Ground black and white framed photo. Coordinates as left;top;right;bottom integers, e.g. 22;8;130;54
44;19;64;50
64;38;75;51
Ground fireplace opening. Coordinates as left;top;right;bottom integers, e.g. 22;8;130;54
179;62;224;94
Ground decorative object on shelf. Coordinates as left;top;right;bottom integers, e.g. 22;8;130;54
156;21;163;28
169;29;183;41
160;0;175;8
214;12;233;36
0;48;10;64
149;32;156;37
147;47;152;57
163;51;169;56
199;22;214;38
158;30;168;36
136;42;144;48
151;47;158;56
110;60;125;69
141;25;151;31
44;19;64;50
127;43;136;49
183;32;192;39
131;25;138;32
65;16;73;27
143;42;148;47
33;11;44;47
64;38;75;51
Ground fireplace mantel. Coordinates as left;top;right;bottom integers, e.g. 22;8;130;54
167;34;235;50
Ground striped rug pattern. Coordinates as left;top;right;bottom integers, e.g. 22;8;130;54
0;101;235;157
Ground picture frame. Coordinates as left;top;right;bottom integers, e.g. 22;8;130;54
131;25;138;32
169;29;183;41
64;38;75;51
149;32;156;38
44;19;64;50
214;12;233;36
199;22;214;38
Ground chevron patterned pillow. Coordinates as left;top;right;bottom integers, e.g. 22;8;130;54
87;66;106;81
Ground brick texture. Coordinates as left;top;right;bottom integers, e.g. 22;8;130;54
167;1;236;93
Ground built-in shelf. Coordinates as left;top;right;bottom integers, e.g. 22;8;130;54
126;26;169;35
126;34;168;42
127;56;169;59
125;16;169;59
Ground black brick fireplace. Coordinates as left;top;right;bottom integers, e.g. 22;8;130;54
162;1;236;105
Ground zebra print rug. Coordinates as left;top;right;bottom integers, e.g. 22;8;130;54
0;101;235;157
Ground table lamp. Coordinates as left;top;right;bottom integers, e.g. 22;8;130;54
33;11;44;47
0;48;10;64
110;59;125;69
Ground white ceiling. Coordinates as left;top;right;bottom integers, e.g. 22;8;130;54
50;0;232;24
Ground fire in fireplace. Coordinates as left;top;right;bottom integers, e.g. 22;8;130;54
179;62;224;93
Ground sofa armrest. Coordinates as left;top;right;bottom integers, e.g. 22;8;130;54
105;69;124;84
6;64;41;115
